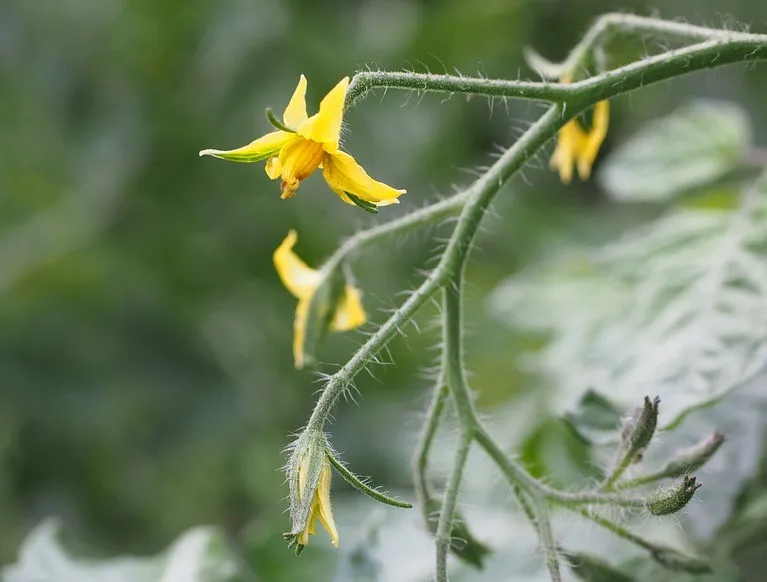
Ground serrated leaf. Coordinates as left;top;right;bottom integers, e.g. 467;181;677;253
599;100;751;202
489;173;767;427
3;519;250;582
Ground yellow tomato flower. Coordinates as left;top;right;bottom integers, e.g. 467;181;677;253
273;230;365;369
200;75;406;207
550;74;610;183
297;454;339;548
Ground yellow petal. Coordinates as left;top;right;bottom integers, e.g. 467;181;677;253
283;75;309;130
550;119;586;184
199;131;294;163
265;156;282;180
331;286;366;331
316;459;340;548
293;297;310;370
577;99;610;180
297;77;349;153
322;151;405;206
273;230;322;301
278;138;325;197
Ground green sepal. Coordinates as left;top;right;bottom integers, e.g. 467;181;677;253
265;107;296;133
346;192;379;214
326;452;412;509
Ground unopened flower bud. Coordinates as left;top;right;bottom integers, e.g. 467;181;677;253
284;430;339;553
660;431;725;478
620;396;659;462
647;476;701;516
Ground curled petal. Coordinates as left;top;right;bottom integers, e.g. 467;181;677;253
283;75;309;130
297;77;349;153
577;99;610;180
265;156;282;180
322;151;405;206
550;120;585;184
273;230;321;301
293;298;310;370
331;286;366;331
199;131;294;163
316;459;340;547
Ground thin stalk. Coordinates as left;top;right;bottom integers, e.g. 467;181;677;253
435;432;473;582
531;497;562;582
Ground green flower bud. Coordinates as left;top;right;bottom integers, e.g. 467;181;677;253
620;396;660;462
646;476;701;516
660;431;724;478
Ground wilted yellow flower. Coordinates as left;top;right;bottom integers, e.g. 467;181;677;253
274;230;365;369
200;75;405;207
550;74;610;183
297;454;339;548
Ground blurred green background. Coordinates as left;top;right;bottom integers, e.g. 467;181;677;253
3;0;767;580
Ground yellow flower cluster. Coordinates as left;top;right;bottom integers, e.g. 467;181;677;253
200;72;612;551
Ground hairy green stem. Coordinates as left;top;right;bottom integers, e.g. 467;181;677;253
308;21;767;437
531;497;562;582
434;432;473;582
412;371;449;526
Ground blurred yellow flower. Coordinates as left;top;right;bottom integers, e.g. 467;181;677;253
550;74;610;183
297;454;339;548
200;75;405;207
273;230;365;369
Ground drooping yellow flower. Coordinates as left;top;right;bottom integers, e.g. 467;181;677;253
200;75;405;207
550;74;610;183
297;454;339;548
273;230;365;369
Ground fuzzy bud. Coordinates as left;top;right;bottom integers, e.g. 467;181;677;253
284;430;339;553
647;476;702;516
620;396;660;462
660;431;725;478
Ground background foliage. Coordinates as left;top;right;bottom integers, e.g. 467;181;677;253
2;0;767;581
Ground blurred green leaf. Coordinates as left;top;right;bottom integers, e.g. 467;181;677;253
564;390;623;447
489;172;767;427
566;550;635;582
599;101;751;202
2;519;251;582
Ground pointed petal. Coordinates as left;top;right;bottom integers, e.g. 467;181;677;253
316;460;340;547
297;77;349;153
273;230;322;301
293;298;310;370
577;99;610;180
199;131;294;163
322;151;405;206
283;75;309;130
331;285;366;331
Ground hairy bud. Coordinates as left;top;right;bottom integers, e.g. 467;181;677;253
647;476;701;516
620;396;660;462
660;431;725;478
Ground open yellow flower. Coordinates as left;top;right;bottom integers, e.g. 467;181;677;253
297;454;339;548
550;74;610;183
200;75;405;207
274;230;365;369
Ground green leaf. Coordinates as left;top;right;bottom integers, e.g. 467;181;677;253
599;101;751;202
489;172;767;427
565;551;636;582
564;390;623;446
3;519;251;582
